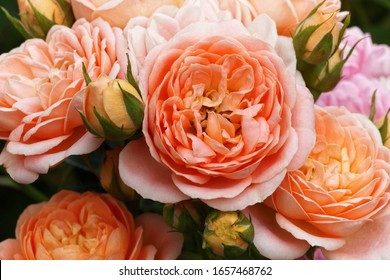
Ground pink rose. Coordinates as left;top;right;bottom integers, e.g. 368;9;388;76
0;18;128;184
124;0;232;81
0;190;183;259
71;0;185;28
317;27;390;121
119;16;316;211
244;106;390;259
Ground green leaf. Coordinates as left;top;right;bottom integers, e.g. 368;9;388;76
369;90;377;121
0;6;32;39
28;0;56;35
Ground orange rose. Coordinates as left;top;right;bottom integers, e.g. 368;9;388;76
244;106;390;259
0;190;183;260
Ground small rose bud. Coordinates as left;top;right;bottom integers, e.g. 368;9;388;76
202;210;254;258
376;112;390;148
293;2;349;65
17;0;74;38
163;200;208;233
302;49;344;98
100;146;138;201
81;74;144;141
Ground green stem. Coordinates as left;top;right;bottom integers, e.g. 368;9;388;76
0;176;49;202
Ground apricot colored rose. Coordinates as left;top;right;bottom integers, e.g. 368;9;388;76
71;0;185;28
244;106;390;259
119;16;315;211
0;190;183;260
0;18;128;184
219;0;341;36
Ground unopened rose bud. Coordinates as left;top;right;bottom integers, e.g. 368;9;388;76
17;0;74;38
163;200;208;233
303;49;344;97
294;2;349;65
82;74;144;141
202;210;254;258
100;146;138;201
376;113;390;148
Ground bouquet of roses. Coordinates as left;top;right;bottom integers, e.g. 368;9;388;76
0;0;389;260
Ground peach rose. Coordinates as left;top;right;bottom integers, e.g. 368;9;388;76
71;0;185;28
119;16;316;211
0;190;183;260
0;18;128;184
124;0;232;81
218;0;341;36
244;106;390;259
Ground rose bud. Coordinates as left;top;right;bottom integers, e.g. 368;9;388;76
302;49;344;99
163;200;208;233
81;74;144;141
100;146;138;201
293;2;349;65
17;0;74;38
202;210;254;258
376;112;390;148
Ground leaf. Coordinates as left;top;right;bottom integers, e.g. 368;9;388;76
0;6;32;39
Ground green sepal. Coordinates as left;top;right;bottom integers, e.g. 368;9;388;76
304;27;335;64
82;63;92;85
0;6;32;39
235;212;254;244
223;244;247;258
126;54;141;96
56;0;75;26
93;107;135;141
379;109;390;145
293;24;322;62
28;0;57;35
77;109;102;138
118;83;144;130
369;90;377;122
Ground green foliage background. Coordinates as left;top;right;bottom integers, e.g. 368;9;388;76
0;0;389;242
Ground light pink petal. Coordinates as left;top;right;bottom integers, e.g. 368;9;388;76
23;131;103;174
172;173;252;200
0;239;24;260
243;204;310;260
119;138;189;203
0;148;39;184
323;215;390;259
275;213;346;251
204;170;286;211
135;213;183;260
288;85;316;171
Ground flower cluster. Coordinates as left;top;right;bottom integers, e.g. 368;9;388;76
0;0;389;260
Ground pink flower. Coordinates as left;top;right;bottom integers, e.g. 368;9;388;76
317;27;390;121
244;106;390;259
0;190;183;260
71;0;185;28
119;16;316;211
0;18;128;184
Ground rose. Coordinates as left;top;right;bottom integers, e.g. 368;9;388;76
124;0;232;81
0;190;183;260
317;27;390;121
0;18;127;184
119;16;316;211
71;0;185;28
244;106;390;259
